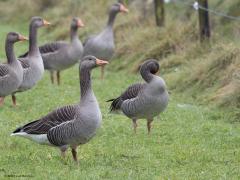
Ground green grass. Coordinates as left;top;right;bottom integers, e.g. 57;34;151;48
0;64;239;179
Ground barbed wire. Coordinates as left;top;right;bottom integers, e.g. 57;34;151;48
171;0;240;21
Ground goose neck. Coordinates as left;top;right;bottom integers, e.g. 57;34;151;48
80;66;92;99
140;66;154;83
107;10;118;28
70;27;79;42
29;24;39;56
5;40;16;64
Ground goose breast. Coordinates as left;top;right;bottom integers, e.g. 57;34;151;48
18;55;44;91
83;30;114;60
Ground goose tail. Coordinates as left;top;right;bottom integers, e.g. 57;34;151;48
11;129;50;145
11;126;24;136
107;97;123;112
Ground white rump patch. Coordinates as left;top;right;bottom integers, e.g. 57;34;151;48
11;132;50;145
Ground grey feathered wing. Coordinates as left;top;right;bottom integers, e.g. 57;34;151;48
0;64;9;79
13;105;76;135
107;83;146;112
18;41;68;58
18;58;30;69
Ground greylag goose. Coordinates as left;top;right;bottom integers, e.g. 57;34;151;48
83;2;128;79
11;17;50;105
19;17;84;85
11;55;108;163
107;59;169;134
0;32;28;106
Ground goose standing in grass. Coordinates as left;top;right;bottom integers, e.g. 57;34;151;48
83;2;128;79
107;59;169;134
19;17;84;85
11;55;108;163
0;32;28;106
11;17;50;105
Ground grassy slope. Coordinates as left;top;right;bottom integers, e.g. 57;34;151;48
0;0;239;179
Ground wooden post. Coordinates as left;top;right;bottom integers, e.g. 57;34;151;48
154;0;165;27
198;0;211;42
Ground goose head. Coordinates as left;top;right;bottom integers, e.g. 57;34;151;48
141;59;160;75
30;16;51;28
7;32;28;43
71;17;84;29
107;2;129;27
140;59;160;82
81;55;108;70
110;2;129;14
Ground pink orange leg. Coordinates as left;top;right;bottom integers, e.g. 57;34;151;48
71;146;78;165
147;119;153;134
11;94;17;107
57;71;60;85
132;119;137;134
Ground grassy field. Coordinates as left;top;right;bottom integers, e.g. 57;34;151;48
0;54;240;179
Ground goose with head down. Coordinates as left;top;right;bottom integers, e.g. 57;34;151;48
0;32;28;106
83;2;128;79
19;17;84;85
11;55;108;164
107;59;169;134
11;17;50;106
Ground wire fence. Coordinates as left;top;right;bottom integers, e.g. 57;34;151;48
171;0;240;21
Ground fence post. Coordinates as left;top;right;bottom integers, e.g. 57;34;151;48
154;0;165;27
198;0;211;42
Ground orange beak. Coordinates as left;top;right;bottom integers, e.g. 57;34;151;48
43;19;51;26
18;35;28;41
77;19;84;27
120;4;129;13
96;59;109;66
